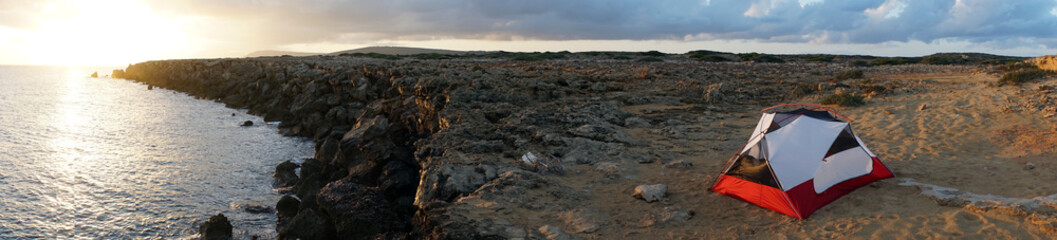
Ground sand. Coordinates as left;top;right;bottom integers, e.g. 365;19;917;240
548;70;1057;239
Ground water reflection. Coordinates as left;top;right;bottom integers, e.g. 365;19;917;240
0;66;314;238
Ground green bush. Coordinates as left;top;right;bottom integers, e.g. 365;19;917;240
848;60;870;67
994;62;1038;73
921;55;967;65
640;50;667;56
821;93;865;107
870;57;919;66
512;54;543;61
835;70;864;80
635;57;663;62
414;53;454;60
996;69;1052;86
613;55;632;60
807;55;835;62
738;52;785;63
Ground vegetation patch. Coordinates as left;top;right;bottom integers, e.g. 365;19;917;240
509;51;569;61
640;50;667;57
413;53;455;60
635;57;663;62
870;57;920;66
687;50;732;62
994;62;1039;73
737;52;785;63
996;69;1053;86
862;85;887;95
848;60;870;67
821;93;865;107
339;53;403;60
835;70;864;80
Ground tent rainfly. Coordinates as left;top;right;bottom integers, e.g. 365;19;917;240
710;103;893;219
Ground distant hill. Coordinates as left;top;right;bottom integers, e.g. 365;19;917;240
244;47;1031;66
246;50;321;57
329;46;468;56
247;46;470;57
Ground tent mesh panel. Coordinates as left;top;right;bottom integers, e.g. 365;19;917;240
726;154;779;188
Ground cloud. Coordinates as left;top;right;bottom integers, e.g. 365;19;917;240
4;0;1056;51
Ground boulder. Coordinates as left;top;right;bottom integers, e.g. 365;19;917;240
317;179;404;239
276;195;300;229
278;208;336;240
199;213;233;240
241;204;273;214
378;160;418;202
413;164;498;207
241;120;253;127
314;137;341;165
112;69;126;79
633;184;667;202
273;160;299;188
340;116;396;182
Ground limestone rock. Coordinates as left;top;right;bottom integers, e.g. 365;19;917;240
317;178;403;239
538;225;574;240
275;195;300;230
199;213;233;240
273;160;299;188
633;184;667;202
623;117;651;128
414;164;498;207
558;208;606;234
278;208;336;240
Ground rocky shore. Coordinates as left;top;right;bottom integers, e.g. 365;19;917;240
114;54;1032;239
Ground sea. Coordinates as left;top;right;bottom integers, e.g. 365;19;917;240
0;65;314;239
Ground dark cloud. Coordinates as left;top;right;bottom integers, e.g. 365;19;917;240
136;0;1057;48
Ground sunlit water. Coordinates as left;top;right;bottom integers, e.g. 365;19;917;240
0;66;314;239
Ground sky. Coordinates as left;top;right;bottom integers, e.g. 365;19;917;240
0;0;1056;65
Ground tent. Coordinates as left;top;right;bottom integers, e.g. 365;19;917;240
710;103;893;219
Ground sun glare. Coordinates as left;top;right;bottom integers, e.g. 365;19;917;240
24;0;192;66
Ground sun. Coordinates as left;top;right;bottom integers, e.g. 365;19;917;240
24;0;193;66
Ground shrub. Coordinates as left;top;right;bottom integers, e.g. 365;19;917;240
635;57;663;62
641;50;667;57
414;53;454;60
613;55;632;60
921;55;966;65
996;69;1052;86
870;57;919;66
835;70;864;80
807;55;835;62
994;62;1038;73
687;50;731;62
738;52;785;63
512;54;542;61
848;60;869;67
821;93;865;107
862;85;887;95
789;83;816;96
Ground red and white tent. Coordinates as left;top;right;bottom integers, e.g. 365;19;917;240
711;103;893;219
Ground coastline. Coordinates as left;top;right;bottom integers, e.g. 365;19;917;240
114;54;1057;239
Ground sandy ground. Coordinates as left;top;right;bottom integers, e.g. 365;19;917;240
547;71;1057;239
